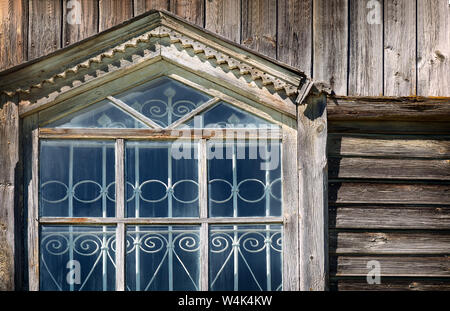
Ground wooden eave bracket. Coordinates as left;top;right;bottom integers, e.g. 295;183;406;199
296;80;332;106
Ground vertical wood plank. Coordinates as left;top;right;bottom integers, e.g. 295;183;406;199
99;0;133;32
313;0;348;95
62;0;99;47
282;127;299;291
169;0;204;27
0;0;27;71
205;0;241;43
28;0;62;60
348;0;383;96
0;96;19;290
277;0;312;76
241;0;277;59
134;0;169;16
115;139;125;291
384;0;416;96
417;0;450;96
298;93;328;291
27;129;39;291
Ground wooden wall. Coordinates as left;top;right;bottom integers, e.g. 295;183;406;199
0;0;449;291
327;97;450;291
0;0;449;96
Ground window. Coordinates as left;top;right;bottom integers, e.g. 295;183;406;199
29;75;297;291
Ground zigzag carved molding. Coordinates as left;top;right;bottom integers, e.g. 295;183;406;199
2;26;300;102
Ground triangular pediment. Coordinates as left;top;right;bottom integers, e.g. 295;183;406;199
0;10;313;119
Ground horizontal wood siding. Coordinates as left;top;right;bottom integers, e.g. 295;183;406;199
0;0;448;96
329;113;450;291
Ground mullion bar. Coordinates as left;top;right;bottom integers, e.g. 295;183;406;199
101;145;108;291
38;128;282;140
115;139;126;291
39;217;283;225
198;140;209;290
134;144;141;290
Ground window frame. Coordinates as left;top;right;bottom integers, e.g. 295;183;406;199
26;75;299;291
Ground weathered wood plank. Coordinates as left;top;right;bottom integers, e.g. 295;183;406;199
348;0;383;96
0;0;27;71
332;278;450;291
241;0;277;59
313;0;348;95
384;0;416;96
329;182;450;205
28;129;39;291
328;96;450;121
282;126;299;291
331;256;450;277
98;0;133;32
205;0;241;43
298;94;328;291
328;120;450;135
329;157;450;181
277;0;312;75
330;231;450;255
28;0;62;60
417;0;450;96
329;206;450;230
328;134;450;159
0;97;19;290
169;0;204;27
134;0;169;15
62;0;99;47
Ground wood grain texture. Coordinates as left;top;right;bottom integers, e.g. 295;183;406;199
384;0;416;96
331;256;450;277
417;0;450;96
27;129;39;291
329;157;450;181
169;0;204;26
329;182;450;205
348;0;383;96
330;231;450;255
0;0;27;71
313;0;348;95
327;96;450;121
277;0;312;75
62;0;99;47
0;98;19;290
332;278;450;291
298;94;328;291
205;0;241;43
134;0;169;15
328;134;450;159
241;0;277;59
328;120;450;135
28;0;62;60
329;206;450;230
98;0;133;32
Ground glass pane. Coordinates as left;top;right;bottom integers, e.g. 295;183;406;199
40;140;116;217
40;226;116;291
209;225;282;291
126;141;199;218
45;99;149;128
208;141;282;217
126;226;200;291
181;102;278;129
116;76;211;128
